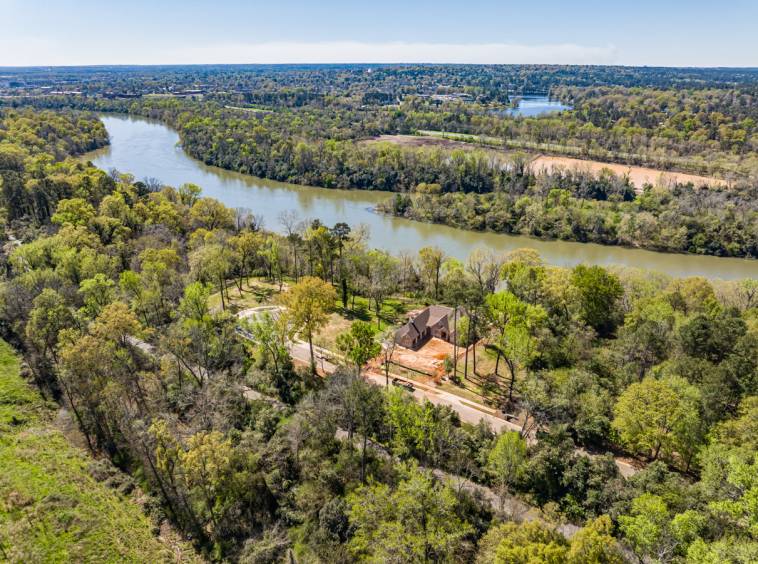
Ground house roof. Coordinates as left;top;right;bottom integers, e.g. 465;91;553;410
395;305;456;341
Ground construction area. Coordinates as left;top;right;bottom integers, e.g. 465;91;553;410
389;336;467;382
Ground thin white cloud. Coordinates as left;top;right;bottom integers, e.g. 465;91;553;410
0;41;617;66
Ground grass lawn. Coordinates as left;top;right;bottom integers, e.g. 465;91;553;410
0;340;177;563
452;343;513;406
323;294;427;347
208;276;284;311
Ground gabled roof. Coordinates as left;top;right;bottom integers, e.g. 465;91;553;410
395;305;454;341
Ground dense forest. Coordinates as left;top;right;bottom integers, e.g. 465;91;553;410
15;82;758;176
2;108;758;563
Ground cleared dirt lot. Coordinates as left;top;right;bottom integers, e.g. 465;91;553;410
362;135;724;191
531;155;724;191
392;337;463;378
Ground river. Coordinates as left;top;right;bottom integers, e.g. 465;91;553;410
81;114;758;280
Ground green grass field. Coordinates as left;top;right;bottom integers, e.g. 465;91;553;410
0;339;176;563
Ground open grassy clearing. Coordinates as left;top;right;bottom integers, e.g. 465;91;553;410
208;276;284;311
318;293;425;350
0;340;176;564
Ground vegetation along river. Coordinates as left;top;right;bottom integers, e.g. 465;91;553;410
82;114;758;280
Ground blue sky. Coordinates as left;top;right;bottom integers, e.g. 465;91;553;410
2;0;757;67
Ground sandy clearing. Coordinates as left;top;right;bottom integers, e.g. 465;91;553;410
530;155;724;190
362;135;724;191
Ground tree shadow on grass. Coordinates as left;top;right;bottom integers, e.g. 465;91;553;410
462;369;508;404
339;306;373;323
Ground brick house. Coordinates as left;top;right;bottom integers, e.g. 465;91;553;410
394;305;465;348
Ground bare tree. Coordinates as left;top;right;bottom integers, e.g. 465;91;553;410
108;167;121;181
142;176;164;192
249;213;266;232
286;414;311;466
379;330;398;386
397;248;416;292
234;207;252;232
278;210;302;281
515;372;556;439
277;209;301;236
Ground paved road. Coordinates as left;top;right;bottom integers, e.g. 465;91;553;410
236;306;339;373
127;307;639;477
5;231;22;247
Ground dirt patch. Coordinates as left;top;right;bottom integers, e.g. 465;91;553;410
55;407;91;452
531;155;724;191
393;337;458;377
362;134;477;150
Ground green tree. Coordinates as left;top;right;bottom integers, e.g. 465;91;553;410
279;276;337;364
613;378;683;460
572;265;623;336
178;281;212;322
486;431;528;512
178;182;202;206
700;447;758;538
492;519;569;564
51;198;96;227
179;430;233;527
239;310;291;378
189;197;235;230
386;389;459;470
348;461;473;564
618;493;703;564
442;355;454;380
486;290;547;399
336;320;381;369
26;288;75;365
418;246;446;299
352;379;384;484
78;273;116;319
567;515;624;564
717;396;758;453
687;536;758;564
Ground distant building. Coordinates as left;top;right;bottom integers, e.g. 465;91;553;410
395;305;465;348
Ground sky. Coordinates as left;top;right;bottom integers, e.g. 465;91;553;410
2;0;757;68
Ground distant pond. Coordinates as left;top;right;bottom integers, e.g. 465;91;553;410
493;95;573;117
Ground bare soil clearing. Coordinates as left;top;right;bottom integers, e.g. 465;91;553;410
363;135;723;192
530;155;724;191
392;337;460;377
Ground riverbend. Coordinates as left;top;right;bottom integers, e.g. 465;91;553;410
82;114;758;280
